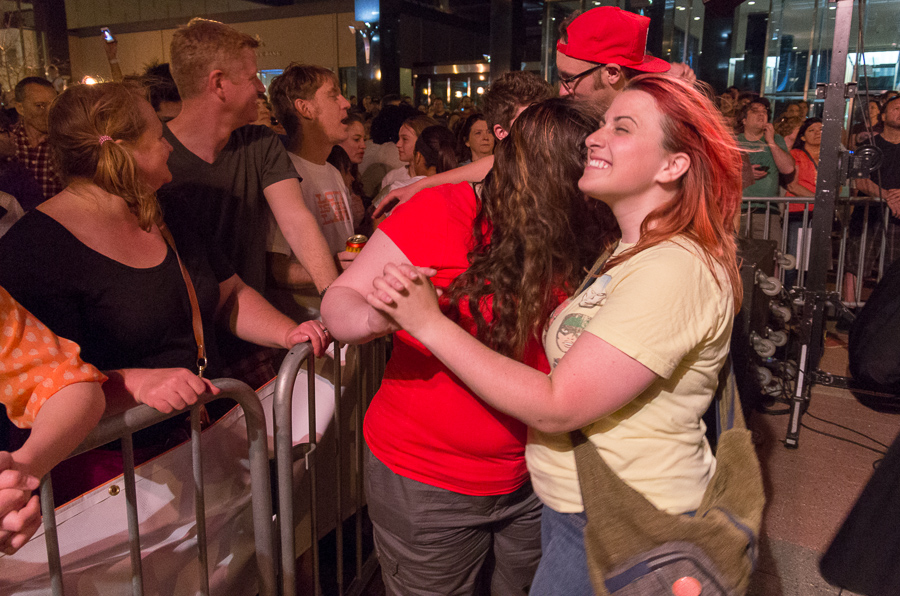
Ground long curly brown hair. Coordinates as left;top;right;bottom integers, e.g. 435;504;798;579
447;98;619;359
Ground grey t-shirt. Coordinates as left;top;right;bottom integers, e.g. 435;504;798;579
158;124;300;294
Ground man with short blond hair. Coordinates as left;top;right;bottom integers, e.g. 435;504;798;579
169;18;259;100
159;18;338;383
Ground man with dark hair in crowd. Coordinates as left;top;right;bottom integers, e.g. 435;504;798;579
12;77;63;202
851;95;900;270
428;96;449;127
736;97;795;245
159;18;338;384
268;63;358;308
143;63;182;122
481;71;554;141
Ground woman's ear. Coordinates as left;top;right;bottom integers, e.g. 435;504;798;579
657;152;691;184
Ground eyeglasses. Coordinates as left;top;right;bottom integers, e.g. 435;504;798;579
559;63;606;94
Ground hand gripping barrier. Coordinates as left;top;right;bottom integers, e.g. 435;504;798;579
33;378;275;596
273;339;386;596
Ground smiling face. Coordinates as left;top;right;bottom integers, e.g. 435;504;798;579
340;120;366;164
579;90;670;208
466;119;495;161
129;100;174;191
396;124;417;163
224;48;266;126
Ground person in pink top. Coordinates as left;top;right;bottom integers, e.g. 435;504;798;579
321;99;617;595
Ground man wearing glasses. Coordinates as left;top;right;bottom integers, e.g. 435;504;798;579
556;7;672;109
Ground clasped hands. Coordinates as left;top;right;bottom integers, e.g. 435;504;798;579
0;452;41;555
365;263;442;336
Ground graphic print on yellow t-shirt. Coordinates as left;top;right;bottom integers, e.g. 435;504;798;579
544;273;611;368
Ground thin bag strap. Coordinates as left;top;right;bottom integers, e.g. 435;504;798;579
158;223;207;378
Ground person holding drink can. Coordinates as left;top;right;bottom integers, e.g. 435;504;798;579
321;98;618;595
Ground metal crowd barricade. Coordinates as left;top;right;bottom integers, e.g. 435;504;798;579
739;196;890;303
273;338;386;596
37;378;276;596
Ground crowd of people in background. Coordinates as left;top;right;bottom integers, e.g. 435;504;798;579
0;6;896;595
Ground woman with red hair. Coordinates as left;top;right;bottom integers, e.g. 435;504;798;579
364;74;743;593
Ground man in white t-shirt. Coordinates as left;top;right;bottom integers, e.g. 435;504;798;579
268;64;356;300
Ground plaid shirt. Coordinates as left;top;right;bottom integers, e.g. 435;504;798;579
12;122;64;200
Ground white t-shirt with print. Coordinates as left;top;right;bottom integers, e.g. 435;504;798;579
268;153;354;256
527;238;734;515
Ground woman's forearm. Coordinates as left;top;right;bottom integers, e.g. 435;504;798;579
12;382;106;479
321;286;395;344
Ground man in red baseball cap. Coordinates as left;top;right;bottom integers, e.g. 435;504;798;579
556;6;675;109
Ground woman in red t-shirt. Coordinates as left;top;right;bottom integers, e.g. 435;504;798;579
321;99;618;595
785;117;822;285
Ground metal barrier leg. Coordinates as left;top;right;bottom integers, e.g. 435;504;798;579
121;434;145;596
40;476;64;596
272;343;316;596
191;405;210;596
334;340;344;596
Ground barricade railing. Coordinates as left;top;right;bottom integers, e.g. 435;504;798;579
739;196;890;303
273;338;386;596
37;378;276;596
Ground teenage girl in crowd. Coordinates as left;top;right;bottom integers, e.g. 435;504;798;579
364;74;742;594
380;114;437;191
410;125;458;178
0;83;327;502
321;98;617;595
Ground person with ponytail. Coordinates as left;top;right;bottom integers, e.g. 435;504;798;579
410;125;458;177
322;98;617;595
363;74;743;593
0;82;327;502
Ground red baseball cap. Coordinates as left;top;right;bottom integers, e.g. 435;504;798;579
557;7;670;73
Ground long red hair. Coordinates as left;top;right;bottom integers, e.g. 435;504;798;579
601;74;743;310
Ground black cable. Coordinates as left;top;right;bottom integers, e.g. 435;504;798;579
804;410;891;449
799;421;887;456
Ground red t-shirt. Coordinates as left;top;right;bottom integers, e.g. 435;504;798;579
366;182;554;496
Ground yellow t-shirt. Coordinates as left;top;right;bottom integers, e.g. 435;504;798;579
527;237;734;514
